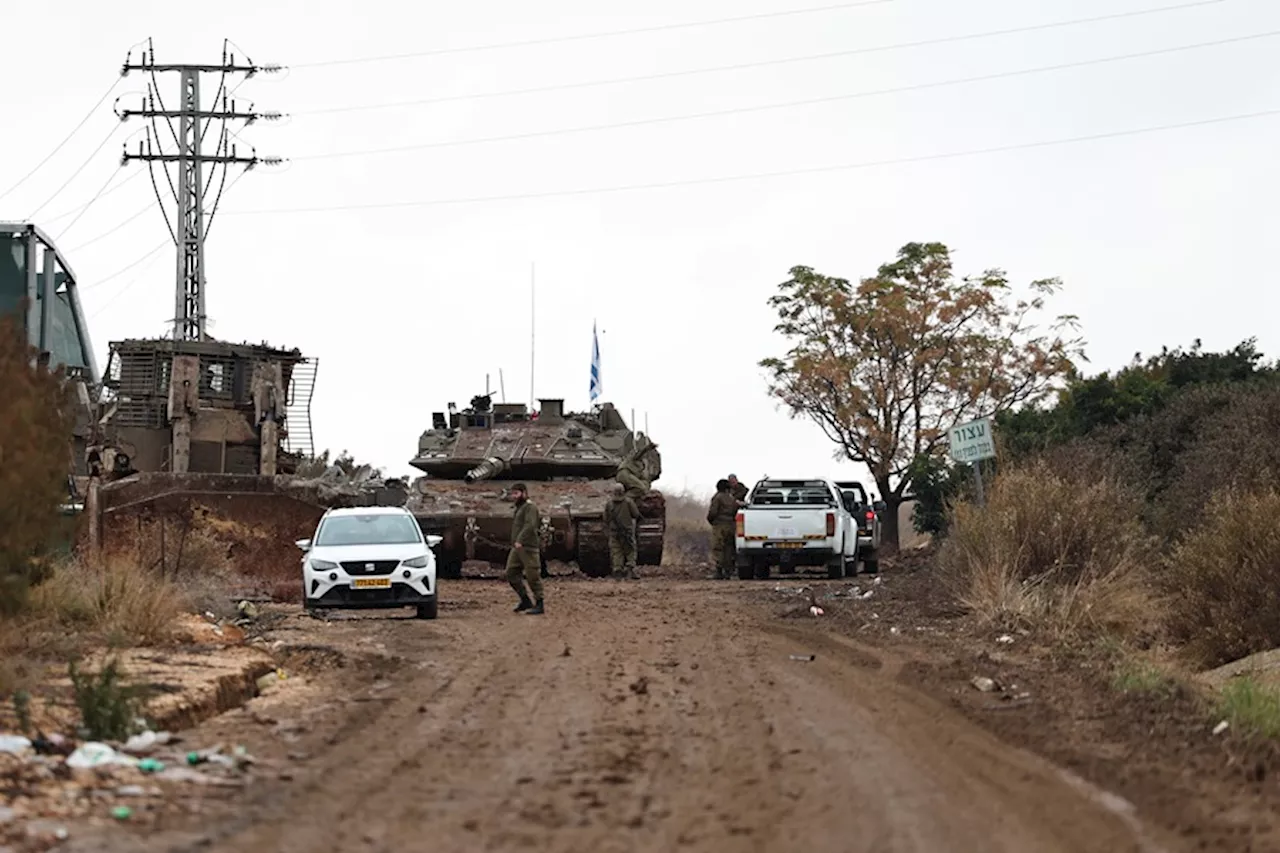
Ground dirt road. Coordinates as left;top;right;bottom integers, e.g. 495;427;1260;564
70;577;1177;853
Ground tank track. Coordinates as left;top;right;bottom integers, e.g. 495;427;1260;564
574;519;612;578
636;490;666;566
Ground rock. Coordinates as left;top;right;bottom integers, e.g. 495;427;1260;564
970;676;999;693
1212;720;1229;736
996;635;1015;645
0;805;14;824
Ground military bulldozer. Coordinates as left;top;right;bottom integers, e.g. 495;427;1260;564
406;394;665;578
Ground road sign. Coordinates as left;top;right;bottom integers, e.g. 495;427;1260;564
948;417;996;464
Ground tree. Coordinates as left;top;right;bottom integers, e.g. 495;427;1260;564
0;314;76;615
996;337;1278;461
760;242;1083;549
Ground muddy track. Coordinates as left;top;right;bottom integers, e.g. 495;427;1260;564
71;580;1180;853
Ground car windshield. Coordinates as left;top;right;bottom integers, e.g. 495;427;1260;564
314;514;423;547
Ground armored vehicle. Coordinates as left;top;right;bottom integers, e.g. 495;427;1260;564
406;394;665;578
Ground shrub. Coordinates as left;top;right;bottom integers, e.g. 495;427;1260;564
1165;488;1280;668
0;315;76;615
68;656;149;741
939;462;1157;636
29;556;188;646
662;490;711;565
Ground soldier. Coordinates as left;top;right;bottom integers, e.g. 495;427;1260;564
506;483;545;614
727;474;749;506
604;482;640;579
706;478;738;580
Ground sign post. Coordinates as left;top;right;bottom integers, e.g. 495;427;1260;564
948;417;997;507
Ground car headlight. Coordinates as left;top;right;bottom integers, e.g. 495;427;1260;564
402;555;430;569
309;559;338;571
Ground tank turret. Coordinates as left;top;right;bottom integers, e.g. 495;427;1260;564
404;392;666;578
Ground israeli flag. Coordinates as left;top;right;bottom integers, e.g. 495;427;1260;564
589;321;602;403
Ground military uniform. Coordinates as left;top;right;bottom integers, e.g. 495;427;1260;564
729;481;748;503
506;488;544;613
706;489;739;579
604;492;640;578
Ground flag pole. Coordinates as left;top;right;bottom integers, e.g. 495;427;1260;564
529;261;535;410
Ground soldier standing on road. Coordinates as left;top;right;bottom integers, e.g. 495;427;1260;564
706;479;739;580
727;474;749;506
604;482;640;579
506;483;545;615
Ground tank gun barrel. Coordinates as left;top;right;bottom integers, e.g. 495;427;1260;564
464;456;510;483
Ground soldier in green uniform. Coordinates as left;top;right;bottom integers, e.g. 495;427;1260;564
506;483;544;614
604;482;640;579
727;474;749;505
706;479;739;580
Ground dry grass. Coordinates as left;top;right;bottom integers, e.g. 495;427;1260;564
663;490;711;565
1166;487;1280;669
939;461;1159;638
25;555;188;647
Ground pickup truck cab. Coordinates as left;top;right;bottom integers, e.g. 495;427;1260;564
734;478;858;580
834;480;882;575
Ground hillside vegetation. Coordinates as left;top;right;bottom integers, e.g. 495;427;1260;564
935;338;1280;671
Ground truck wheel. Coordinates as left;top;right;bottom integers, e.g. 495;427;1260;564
737;563;754;581
861;549;880;575
416;597;438;620
753;563;771;581
826;559;844;580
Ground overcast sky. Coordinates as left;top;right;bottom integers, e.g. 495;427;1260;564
3;0;1277;496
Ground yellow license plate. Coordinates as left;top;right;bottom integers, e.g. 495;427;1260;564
352;578;391;589
770;542;805;549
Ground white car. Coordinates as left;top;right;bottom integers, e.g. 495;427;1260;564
296;506;442;620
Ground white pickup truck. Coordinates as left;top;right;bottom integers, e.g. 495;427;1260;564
834;479;882;575
734;477;861;580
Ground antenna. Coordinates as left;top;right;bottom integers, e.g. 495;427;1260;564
486;373;490;396
529;261;535;409
499;369;506;403
645;412;649;434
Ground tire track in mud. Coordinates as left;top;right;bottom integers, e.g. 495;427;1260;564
70;580;1187;853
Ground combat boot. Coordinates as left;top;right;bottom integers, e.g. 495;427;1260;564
513;593;533;613
525;598;545;615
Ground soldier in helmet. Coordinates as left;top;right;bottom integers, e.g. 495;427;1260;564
604;482;640;579
727;474;749;506
506;483;545;614
706;479;738;580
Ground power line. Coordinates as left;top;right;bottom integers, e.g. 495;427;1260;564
87;246;170;320
296;0;1232;116
65;204;154;253
0;77;122;205
291;29;1280;162
223;107;1280;215
41;169;146;225
80;240;170;291
26;123;127;221
290;0;895;68
53;163;127;241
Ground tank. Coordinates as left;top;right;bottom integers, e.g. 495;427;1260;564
405;393;665;578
